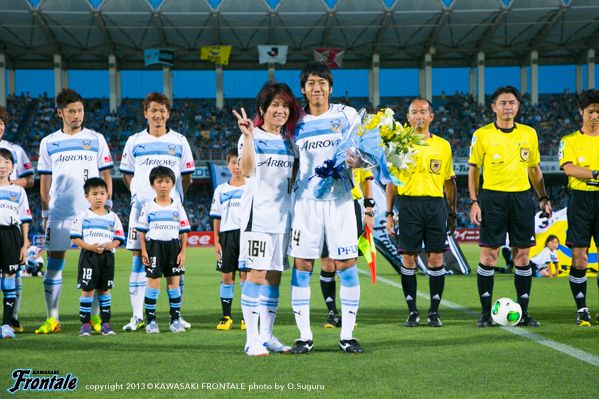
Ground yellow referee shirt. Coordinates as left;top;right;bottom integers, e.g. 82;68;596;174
559;130;599;192
468;122;540;192
352;168;373;200
397;134;455;197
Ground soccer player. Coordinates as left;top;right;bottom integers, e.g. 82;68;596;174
320;169;375;328
70;178;125;336
0;105;34;333
385;98;457;327
469;86;552;328
233;80;300;356
558;88;599;325
210;148;247;330
120;92;195;331
37;88;114;334
0;148;31;338
287;61;363;354
137;166;190;334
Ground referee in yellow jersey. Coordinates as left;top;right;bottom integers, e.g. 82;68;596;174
386;97;457;328
559;89;599;326
468;86;552;328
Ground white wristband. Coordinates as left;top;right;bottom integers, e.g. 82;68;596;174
105;199;113;208
42;210;49;218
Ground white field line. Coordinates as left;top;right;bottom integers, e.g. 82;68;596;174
359;269;599;367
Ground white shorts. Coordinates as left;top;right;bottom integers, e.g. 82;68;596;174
239;231;290;272
44;219;75;252
126;205;142;250
287;194;358;261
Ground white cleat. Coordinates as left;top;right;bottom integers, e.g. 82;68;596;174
266;335;292;353
178;317;191;329
123;317;144;331
146;320;160;334
245;340;269;357
169;320;186;333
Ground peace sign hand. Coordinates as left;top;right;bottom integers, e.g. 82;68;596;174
232;107;254;138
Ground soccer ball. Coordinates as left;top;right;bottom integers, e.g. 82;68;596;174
491;298;522;327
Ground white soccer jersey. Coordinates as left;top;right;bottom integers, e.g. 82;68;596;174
530;247;559;267
136;200;191;241
293;104;359;200
120;129;195;208
38;128;113;220
0;140;34;182
26;245;44;265
70;209;125;252
210;182;245;233
238;128;296;234
0;184;32;226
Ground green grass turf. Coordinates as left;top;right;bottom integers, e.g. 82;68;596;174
2;245;598;398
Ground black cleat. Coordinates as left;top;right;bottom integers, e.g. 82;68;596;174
517;313;540;327
324;311;341;328
290;339;313;355
339;338;363;354
577;309;592;326
476;312;493;328
404;311;420;327
427;312;443;327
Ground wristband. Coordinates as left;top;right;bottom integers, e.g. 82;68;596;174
105;199;113;208
385;211;393;217
539;196;550;202
42;210;49;218
448;212;457;218
364;211;375;217
364;198;375;208
593;170;599;180
469;199;478;205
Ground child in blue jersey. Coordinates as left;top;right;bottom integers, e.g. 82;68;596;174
70;178;125;337
138;166;190;334
0;148;31;339
211;148;247;330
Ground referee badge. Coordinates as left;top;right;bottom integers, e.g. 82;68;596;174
430;159;442;173
330;119;342;132
520;148;530;161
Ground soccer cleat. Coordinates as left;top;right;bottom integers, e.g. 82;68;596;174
340;338;364;354
324;311;341;328
241;318;246;330
123;317;145;331
217;316;233;330
11;318;23;333
2;324;15;339
476;313;493;328
146;320;160;334
517;313;541;327
101;322;116;336
178;317;191;329
169;320;186;333
404;311;420;327
90;316;102;333
79;323;92;337
35;317;61;334
290;339;314;355
427;312;443;327
245;340;269;357
577;310;592;326
266;336;292;353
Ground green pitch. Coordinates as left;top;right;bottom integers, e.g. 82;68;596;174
2;245;598;398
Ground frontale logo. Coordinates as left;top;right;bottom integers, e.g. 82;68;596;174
7;369;78;394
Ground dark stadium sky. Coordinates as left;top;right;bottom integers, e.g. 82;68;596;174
7;64;596;100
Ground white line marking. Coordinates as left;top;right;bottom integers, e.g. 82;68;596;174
359;269;599;367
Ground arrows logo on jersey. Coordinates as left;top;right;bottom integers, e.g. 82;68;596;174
167;145;177;155
172;212;180;221
330;119;342;132
81;140;92;150
430;159;441;173
520;148;530;161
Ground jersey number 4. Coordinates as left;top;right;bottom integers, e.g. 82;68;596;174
291;229;301;246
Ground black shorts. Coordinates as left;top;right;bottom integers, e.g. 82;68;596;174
216;229;241;273
397;196;448;253
77;250;115;291
320;199;364;258
566;190;599;248
479;189;535;248
0;226;23;275
146;239;185;278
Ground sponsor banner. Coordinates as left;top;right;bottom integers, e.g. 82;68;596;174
187;231;214;247
313;48;344;69
258;45;288;65
200;46;232;65
453;228;480;242
452;161;561;175
144;49;174;67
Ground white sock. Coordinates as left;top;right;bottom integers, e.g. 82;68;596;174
13;274;22;320
43;258;65;321
241;281;262;345
291;268;312;341
129;256;146;319
338;265;360;340
259;284;279;341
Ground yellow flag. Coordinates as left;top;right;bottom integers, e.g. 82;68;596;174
200;46;232;65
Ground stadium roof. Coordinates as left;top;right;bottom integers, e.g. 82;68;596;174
0;0;598;70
